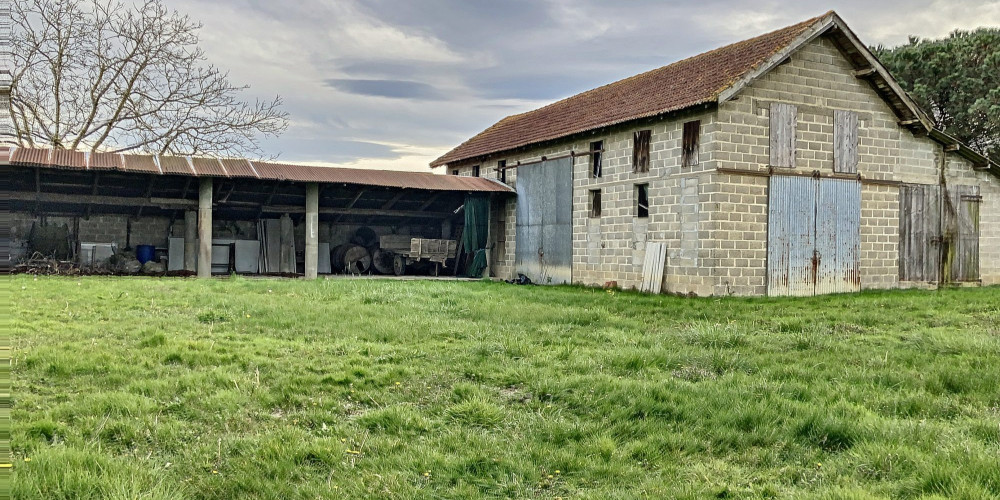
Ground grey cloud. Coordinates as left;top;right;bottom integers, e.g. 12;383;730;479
167;0;998;170
323;79;447;100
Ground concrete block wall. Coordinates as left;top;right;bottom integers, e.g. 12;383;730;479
860;184;900;289
714;34;1000;294
705;173;769;296
9;212;173;262
448;109;716;293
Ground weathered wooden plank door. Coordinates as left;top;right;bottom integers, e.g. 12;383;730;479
769;103;797;168
815;178;861;294
515;157;573;284
768;176;817;296
899;184;942;282
945;184;981;282
768;176;861;296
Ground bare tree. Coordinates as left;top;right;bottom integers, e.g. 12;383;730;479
10;0;288;157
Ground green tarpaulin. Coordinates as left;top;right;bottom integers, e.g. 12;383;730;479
463;195;490;278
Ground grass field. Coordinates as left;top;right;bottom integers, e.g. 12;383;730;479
7;276;1000;499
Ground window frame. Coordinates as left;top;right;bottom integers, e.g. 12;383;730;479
497;160;507;183
682;120;700;168
635;183;650;218
472;165;481;177
590;140;604;178
633;130;651;173
589;188;602;218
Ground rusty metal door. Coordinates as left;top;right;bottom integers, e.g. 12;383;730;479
767;176;861;296
515;157;573;284
815;178;861;294
768;176;817;296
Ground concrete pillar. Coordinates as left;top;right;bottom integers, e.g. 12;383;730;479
304;183;319;279
197;178;213;278
183;210;197;271
279;213;294;274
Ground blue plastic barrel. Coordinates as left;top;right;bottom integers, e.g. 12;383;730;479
136;245;156;264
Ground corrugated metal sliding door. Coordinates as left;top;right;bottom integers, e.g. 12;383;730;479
899;184;942;282
515;156;573;284
768;176;817;296
815;179;861;294
768;176;861;296
945;185;981;282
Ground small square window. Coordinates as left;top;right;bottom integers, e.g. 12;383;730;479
589;189;602;218
472;165;480;177
682;120;700;168
590;140;603;178
452;169;459;176
635;183;649;218
497;160;507;184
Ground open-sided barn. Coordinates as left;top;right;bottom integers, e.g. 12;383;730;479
432;11;1000;296
2;147;513;278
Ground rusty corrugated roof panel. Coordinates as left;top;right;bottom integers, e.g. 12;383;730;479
88;152;122;171
250;161;511;191
121;154;161;174
431;14;828;167
191;157;227;177
155;155;190;175
51;149;87;169
11;147;51;166
222;159;258;178
9;147;514;193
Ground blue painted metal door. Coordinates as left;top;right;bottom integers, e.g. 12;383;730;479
815;179;861;294
768;176;861;296
768;176;817;296
515;157;573;284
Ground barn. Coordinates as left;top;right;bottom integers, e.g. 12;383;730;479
432;11;1000;296
2;147;513;278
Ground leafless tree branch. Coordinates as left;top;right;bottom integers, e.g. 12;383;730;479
11;0;289;157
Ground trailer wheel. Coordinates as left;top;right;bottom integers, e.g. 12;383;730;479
393;255;406;276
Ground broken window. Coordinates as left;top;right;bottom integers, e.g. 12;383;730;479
498;160;507;184
635;183;649;218
589;189;602;218
682;120;700;168
633;130;651;173
769;102;797;168
472;165;480;177
590;140;603;178
834;110;859;174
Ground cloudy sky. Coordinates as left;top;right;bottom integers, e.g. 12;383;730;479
166;0;1000;171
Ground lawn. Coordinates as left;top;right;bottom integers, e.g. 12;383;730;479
7;276;1000;499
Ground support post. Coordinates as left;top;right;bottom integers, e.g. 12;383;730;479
197;178;213;278
304;183;319;279
184;210;197;271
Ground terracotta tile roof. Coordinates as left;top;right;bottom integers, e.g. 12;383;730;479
6;146;513;193
431;13;830;167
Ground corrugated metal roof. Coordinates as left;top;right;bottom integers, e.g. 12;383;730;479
88;152;122;171
121;154;160;174
220;158;258;178
7;146;514;193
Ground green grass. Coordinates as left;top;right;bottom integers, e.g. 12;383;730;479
8;275;1000;499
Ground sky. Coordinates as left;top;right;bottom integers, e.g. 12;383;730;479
165;0;1000;172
